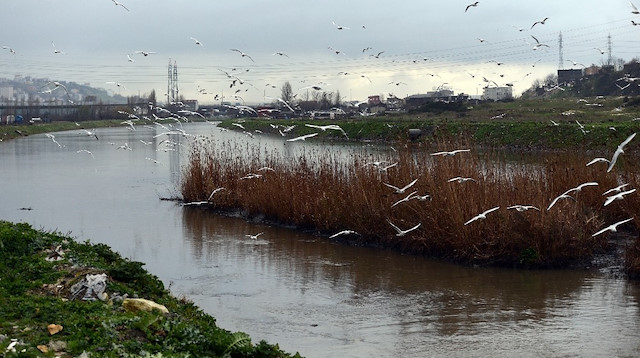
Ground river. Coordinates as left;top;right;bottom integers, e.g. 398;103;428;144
1;122;639;357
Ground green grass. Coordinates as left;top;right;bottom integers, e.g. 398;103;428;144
219;97;640;149
0;221;302;357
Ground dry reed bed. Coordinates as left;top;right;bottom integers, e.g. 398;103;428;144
181;138;640;268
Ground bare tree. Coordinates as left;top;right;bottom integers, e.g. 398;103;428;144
334;90;342;107
281;81;293;103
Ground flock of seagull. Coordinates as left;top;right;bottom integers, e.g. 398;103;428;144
205;113;639;242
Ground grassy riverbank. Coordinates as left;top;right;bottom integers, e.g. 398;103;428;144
219;97;640;150
0;220;302;357
180;135;640;273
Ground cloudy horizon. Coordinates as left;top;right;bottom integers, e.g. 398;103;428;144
2;1;640;105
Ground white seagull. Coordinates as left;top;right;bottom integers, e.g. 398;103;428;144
604;188;636;206
563;182;598;195
530;35;550;50
547;193;576;211
331;20;350;30
51;41;64;54
586;157;610;166
329;230;360;239
391;191;418;208
190;37;203;46
230;49;255;62
286;133;318;142
631;1;640;14
208;187;225;200
464;206;500;225
388;221;421;237
607;132;636;172
383;178;418;194
592;218;634;237
135;51;157;56
76;149;94;159
448;176;477;183
602;184;630;196
245;232;264;240
431;149;471;156
531;17;549;29
507;205;540;212
2;46;16;54
304;124;348;138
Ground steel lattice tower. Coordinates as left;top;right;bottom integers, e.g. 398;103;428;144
167;60;178;104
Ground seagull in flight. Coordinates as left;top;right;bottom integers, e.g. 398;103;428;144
465;1;479;12
42;81;69;96
2;46;15;54
391;191;418;208
51;41;64;54
507;205;540;212
190;37;203;46
110;0;129;11
230;49;255;62
464;206;500;225
607;132;636;172
592;218;634;237
135;50;157;56
329;230;360;239
76;149;95;159
273;51;289;58
586;157;610;166
447;176;477;184
630;1;640;14
431;149;470;156
530;35;550;50
332;20;350;30
562;182;598;196
547;193;575;211
208;187;225;200
304;123;348;138
388;221;421;237
604;188;636;206
383;178;418;194
286;133;318;142
245;232;264;240
531;17;549;29
602;184;629;196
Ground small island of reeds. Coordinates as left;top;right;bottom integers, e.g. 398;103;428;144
180;129;640;276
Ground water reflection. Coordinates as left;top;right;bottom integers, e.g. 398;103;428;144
181;206;640;357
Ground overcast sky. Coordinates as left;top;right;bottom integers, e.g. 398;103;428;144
1;1;640;105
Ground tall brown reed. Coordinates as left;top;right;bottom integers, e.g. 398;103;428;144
181;137;640;268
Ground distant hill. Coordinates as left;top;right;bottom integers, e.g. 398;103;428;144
0;76;127;104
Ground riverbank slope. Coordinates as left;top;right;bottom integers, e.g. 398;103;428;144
0;220;302;357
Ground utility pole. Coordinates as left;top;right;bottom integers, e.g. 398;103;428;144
607;33;613;66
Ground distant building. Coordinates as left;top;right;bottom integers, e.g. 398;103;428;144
405;89;469;108
0;86;14;101
558;69;583;84
482;86;513;101
368;95;381;105
182;99;198;111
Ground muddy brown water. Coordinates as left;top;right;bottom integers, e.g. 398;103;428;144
1;122;639;357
